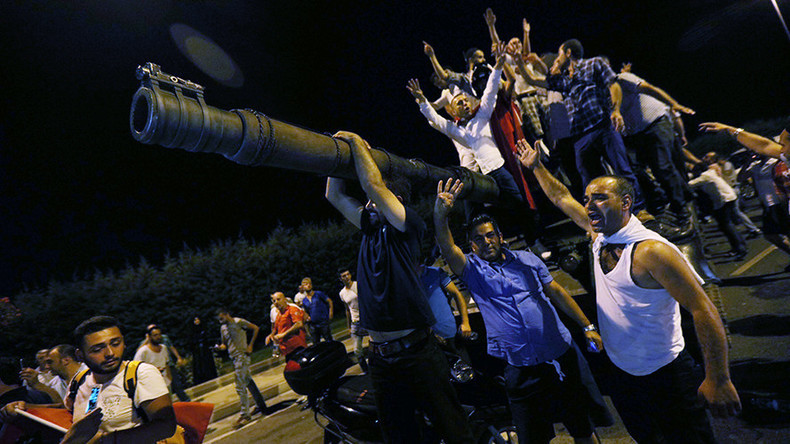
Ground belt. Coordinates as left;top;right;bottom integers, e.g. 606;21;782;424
516;91;538;100
370;329;429;357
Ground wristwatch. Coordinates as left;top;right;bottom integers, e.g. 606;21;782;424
732;127;744;138
583;324;598;333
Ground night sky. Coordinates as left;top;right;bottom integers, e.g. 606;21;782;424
1;0;788;295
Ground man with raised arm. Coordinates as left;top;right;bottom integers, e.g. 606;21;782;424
517;139;741;443
700;120;790;214
325;131;473;444
408;43;528;213
433;180;611;444
516;39;650;219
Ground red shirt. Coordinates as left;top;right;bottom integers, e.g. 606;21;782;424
274;305;307;356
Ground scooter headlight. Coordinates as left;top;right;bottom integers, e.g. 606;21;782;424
450;358;475;383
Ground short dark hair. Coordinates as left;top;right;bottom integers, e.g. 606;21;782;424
337;267;351;276
561;39;584;59
463;47;481;63
51;344;77;361
73;316;122;349
215;307;230;316
597;175;635;201
384;176;412;205
468;213;502;239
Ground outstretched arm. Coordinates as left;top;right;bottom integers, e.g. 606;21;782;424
433;179;468;277
517;140;593;234
484;8;500;50
521;19;531;57
638;240;741;417
699;122;786;159
511;42;549;89
408;78;470;147
423;41;449;82
326;177;364;229
334;131;408;231
637;81;695;115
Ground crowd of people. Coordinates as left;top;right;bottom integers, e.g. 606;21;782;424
322;7;790;444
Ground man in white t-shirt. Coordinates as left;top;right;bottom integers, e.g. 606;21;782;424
338;268;367;370
134;326;172;387
1;316;176;443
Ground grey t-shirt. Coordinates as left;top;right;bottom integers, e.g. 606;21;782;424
617;72;669;135
220;317;254;359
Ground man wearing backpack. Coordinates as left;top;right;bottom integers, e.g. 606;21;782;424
1;316;177;443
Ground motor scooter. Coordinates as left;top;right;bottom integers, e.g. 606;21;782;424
283;336;518;444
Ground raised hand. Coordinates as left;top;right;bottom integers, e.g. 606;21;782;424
406;78;426;103
493;41;507;68
516;139;541;169
484;8;496;27
620;62;632;73
423;41;435;58
435;178;463;218
522;18;531;34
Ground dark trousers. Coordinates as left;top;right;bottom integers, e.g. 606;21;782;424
307;322;333;343
504;343;602;444
624;116;689;213
368;334;474;444
169;366;191;401
486;166;539;243
607;349;716;444
247;379;268;412
713;201;747;254
574;123;646;211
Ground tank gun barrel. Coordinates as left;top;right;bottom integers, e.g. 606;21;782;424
129;62;499;201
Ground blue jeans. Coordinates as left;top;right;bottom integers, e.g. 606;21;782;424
574;123;646;211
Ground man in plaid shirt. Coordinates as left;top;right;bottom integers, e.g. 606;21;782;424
520;39;647;215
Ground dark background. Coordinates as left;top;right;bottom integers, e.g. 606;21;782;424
1;0;788;295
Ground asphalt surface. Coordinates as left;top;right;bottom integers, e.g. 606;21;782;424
198;200;790;443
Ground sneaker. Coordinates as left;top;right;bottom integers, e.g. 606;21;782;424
746;230;762;239
233;416;251;428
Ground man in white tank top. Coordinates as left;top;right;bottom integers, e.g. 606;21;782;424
518;139;740;443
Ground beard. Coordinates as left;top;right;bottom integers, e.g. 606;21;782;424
85;357;122;375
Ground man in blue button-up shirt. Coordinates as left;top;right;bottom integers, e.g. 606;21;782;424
433;178;612;444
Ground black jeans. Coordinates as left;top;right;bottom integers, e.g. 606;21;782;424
368;334;474;444
624;116;688;213
607;349;716;444
504;343;605;444
713;201;747;254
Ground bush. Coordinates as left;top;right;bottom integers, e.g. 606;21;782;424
2;219;361;359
